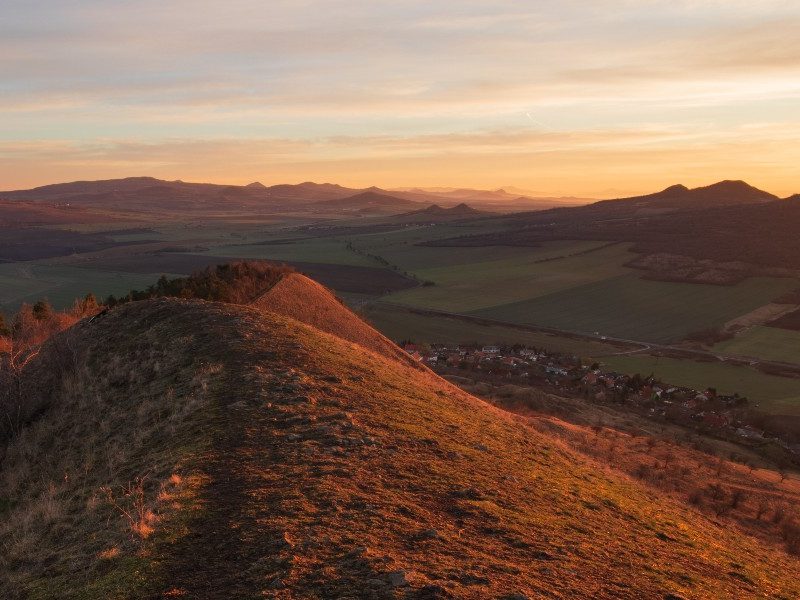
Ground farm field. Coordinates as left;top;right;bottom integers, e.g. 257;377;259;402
361;302;620;356
713;326;800;365
597;354;800;417
381;242;633;312
0;263;170;312
195;237;378;267
363;303;800;417
354;233;608;271
472;275;798;344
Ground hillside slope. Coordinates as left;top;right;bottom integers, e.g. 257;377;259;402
593;180;778;211
2;297;799;598
251;273;420;368
313;191;426;214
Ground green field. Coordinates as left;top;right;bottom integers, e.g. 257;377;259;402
0;264;174;312
361;303;619;356
713;326;800;365
363;303;800;416
382;242;632;312
347;223;554;271
196;238;378;267
474;275;799;344
596;354;800;416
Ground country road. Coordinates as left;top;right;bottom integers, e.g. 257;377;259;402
372;301;800;377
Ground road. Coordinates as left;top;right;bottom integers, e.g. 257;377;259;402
372;301;800;377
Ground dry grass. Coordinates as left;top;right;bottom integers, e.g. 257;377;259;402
463;378;800;555
1;295;798;598
0;309;225;598
252;273;422;369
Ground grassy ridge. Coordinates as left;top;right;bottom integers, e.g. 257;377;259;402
4;297;798;597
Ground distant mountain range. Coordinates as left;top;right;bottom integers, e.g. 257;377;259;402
0;177;588;219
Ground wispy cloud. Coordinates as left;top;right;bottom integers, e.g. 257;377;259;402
1;0;798;194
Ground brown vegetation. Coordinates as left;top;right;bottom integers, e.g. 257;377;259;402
463;380;800;556
2;277;799;597
0;296;97;442
104;260;294;306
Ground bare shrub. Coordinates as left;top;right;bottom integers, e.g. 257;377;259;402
707;483;726;501
755;500;770;520
688;488;705;507
730;489;747;510
99;476;157;539
782;520;800;555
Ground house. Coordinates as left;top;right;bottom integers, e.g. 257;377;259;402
582;372;599;386
482;345;500;354
701;412;730;428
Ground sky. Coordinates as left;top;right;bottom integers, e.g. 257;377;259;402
1;0;799;197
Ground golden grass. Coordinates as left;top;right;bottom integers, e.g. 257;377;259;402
252;273;422;368
1;295;798;598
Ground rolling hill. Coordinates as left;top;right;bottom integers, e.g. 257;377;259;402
388;203;490;222
424;180;800;272
312;191;427;214
2;274;798;598
593;180;779;211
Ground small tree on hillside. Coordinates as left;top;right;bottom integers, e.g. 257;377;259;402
32;299;53;321
72;293;99;318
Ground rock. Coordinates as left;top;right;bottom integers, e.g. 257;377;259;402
274;531;296;549
451;487;482;500
388;570;409;587
417;528;439;540
288;394;314;405
418;584;450;598
344;546;369;558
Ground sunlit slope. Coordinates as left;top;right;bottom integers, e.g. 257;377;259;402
251;272;420;367
2;297;798;599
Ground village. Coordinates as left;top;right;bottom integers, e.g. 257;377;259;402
402;341;800;461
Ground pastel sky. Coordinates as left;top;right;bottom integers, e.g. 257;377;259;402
2;0;799;196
